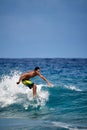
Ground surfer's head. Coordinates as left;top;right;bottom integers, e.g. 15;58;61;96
34;67;40;71
34;67;40;73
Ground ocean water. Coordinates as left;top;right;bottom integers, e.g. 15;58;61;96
0;58;87;130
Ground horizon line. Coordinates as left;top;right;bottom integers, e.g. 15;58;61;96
0;57;87;59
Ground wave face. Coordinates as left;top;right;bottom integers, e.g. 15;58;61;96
0;58;87;130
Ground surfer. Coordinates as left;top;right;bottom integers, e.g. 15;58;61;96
16;67;52;97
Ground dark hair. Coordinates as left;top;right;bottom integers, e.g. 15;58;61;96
34;67;40;71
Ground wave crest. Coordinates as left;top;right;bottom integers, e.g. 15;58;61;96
64;85;82;91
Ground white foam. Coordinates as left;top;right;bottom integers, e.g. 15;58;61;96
52;121;78;130
64;85;82;91
0;71;49;109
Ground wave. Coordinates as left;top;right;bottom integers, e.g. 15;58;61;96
52;83;82;92
0;71;82;110
0;71;49;109
63;85;82;92
52;121;78;130
0;118;81;130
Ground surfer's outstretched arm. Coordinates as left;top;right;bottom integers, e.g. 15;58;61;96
37;73;52;87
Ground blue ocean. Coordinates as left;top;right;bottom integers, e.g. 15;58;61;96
0;58;87;130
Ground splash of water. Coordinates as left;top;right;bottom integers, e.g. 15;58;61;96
0;71;49;109
64;85;82;91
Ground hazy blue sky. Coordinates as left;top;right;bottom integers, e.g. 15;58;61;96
0;0;87;58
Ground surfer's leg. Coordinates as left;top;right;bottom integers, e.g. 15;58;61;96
33;84;37;97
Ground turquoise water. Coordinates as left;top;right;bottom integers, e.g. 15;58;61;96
0;58;87;130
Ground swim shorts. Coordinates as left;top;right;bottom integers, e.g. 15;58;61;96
22;79;34;89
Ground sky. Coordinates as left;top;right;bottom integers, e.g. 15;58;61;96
0;0;87;58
